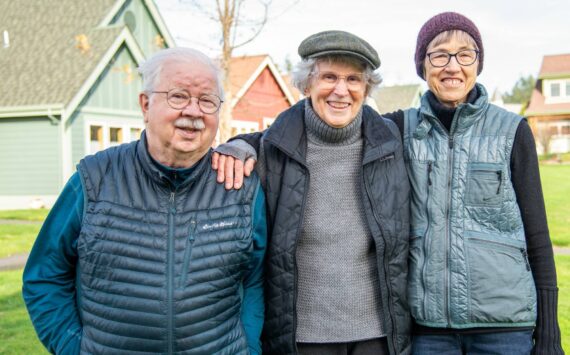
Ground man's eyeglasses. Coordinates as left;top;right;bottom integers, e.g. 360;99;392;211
152;89;223;114
426;49;479;68
313;71;367;90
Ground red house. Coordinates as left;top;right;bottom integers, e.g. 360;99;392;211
228;55;298;135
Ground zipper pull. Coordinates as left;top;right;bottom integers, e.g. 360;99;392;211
496;171;502;194
427;161;433;186
448;137;454;149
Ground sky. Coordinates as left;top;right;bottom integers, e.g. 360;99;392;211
155;0;570;96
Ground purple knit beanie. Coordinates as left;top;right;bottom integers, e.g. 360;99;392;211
415;12;484;79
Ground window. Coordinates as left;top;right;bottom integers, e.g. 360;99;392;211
551;83;561;97
130;128;142;141
566;82;570;96
109;127;123;147
230;120;259;137
561;125;570;135
90;125;103;153
87;123;143;154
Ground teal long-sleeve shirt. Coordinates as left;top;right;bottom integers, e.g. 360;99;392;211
22;172;267;355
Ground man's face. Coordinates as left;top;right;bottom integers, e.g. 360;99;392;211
306;61;366;128
140;59;220;168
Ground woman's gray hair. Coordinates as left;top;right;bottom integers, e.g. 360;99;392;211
291;55;382;96
137;47;224;100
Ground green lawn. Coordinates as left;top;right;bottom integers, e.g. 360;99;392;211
0;224;41;258
540;165;570;246
556;255;570;351
0;269;47;354
0;209;49;222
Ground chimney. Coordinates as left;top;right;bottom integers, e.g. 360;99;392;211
3;30;9;48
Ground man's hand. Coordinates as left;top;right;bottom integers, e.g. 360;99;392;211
212;152;256;190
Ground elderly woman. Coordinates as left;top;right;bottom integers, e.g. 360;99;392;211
216;31;412;354
394;12;563;354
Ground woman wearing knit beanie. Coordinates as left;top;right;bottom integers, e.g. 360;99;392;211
404;11;562;355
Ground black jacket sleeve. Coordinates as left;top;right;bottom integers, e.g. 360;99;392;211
510;119;563;354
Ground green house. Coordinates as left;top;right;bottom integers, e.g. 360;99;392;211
0;0;174;209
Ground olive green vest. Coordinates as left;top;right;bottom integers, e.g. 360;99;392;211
404;84;536;328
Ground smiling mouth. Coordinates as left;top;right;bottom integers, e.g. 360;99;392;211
442;78;463;87
327;101;351;109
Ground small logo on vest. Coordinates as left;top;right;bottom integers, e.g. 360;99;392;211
201;221;236;231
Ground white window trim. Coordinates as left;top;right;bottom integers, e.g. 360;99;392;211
544;79;570;104
85;119;144;155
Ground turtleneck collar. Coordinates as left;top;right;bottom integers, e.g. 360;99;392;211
304;99;362;145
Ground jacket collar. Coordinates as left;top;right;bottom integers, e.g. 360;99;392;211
264;99;401;165
136;130;211;190
418;82;489;137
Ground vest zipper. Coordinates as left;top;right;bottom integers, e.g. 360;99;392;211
292;169;310;353
422;161;433;320
363;174;398;354
167;191;176;354
445;137;454;327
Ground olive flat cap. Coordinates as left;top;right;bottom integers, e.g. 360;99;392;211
298;30;380;70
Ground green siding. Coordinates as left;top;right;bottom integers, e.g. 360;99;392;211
0;118;61;195
83;45;142;111
115;0;166;57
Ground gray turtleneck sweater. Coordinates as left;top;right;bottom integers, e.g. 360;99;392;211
294;101;384;343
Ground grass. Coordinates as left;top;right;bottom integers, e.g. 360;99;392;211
0;224;42;258
540;165;570;246
0;269;47;354
0;209;49;222
556;255;570;351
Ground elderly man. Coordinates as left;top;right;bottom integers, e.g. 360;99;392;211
214;31;411;355
23;47;267;355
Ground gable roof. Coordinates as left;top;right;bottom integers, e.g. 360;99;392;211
371;84;423;114
538;53;570;79
0;0;172;118
228;54;296;107
525;53;570;116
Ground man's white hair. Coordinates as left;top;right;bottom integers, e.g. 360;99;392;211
138;47;224;100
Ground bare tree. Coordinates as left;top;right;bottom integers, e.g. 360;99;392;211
536;123;557;156
182;0;297;143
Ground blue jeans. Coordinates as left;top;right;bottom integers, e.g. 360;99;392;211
412;330;534;355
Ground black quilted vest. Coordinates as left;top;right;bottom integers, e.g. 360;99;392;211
76;132;259;354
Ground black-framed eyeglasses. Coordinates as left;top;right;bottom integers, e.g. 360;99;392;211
151;89;223;114
426;49;479;68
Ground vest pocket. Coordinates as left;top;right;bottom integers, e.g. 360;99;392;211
465;231;536;324
465;162;504;207
179;220;197;288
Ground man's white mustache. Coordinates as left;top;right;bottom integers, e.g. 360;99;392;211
174;118;205;130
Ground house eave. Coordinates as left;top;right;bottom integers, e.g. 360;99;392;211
0;105;64;118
